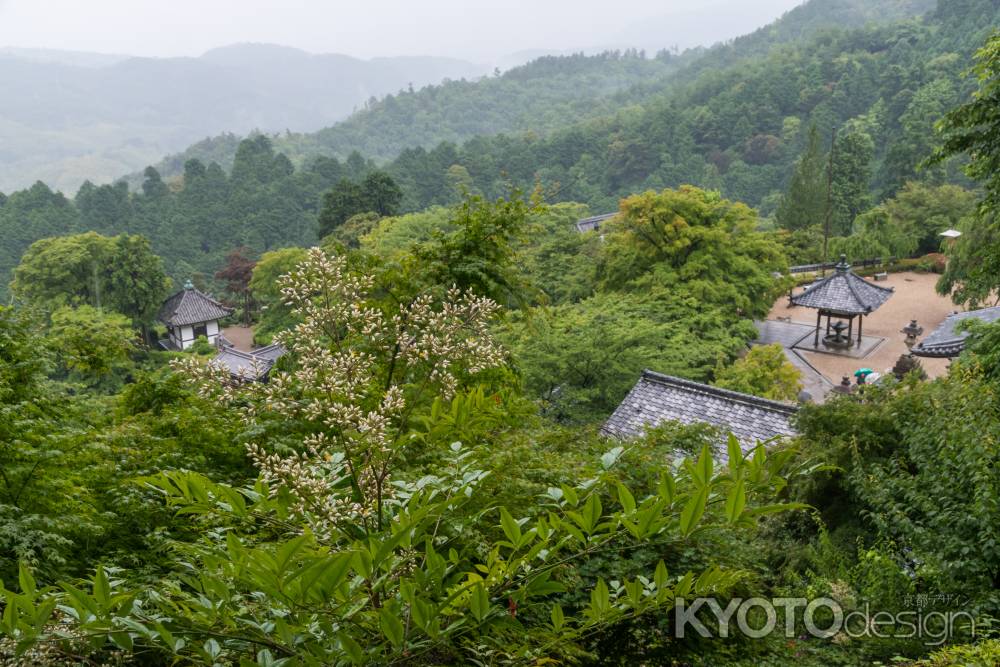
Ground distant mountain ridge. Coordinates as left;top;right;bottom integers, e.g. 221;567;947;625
0;43;487;193
144;0;938;186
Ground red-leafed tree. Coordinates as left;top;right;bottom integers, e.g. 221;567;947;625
215;247;257;326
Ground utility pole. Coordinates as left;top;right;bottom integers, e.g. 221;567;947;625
822;126;838;276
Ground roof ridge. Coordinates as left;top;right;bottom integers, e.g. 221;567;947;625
640;369;799;415
188;287;228;309
842;274;868;312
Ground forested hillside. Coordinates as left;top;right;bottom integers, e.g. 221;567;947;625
0;0;976;298
146;51;687;180
151;0;936;182
378;0;992;214
0;44;485;193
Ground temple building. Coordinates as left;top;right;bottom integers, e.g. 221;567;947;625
574;212;617;233
912;306;1000;359
158;281;234;350
791;255;894;349
602;370;798;454
211;341;286;382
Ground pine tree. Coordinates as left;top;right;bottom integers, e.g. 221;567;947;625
775;125;826;231
829;127;874;236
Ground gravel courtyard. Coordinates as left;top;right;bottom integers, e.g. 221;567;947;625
765;271;959;388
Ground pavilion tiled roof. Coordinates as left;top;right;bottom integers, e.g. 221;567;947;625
913;306;1000;358
601;370;798;452
158;285;234;327
790;256;894;316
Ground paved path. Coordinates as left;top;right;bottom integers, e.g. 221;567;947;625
222;326;254;352
753;320;834;403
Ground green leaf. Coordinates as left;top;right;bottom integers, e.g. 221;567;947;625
654;560;669;590
550;604;565;631
590;578;610;616
657;473;675;504
696;444;713;485
379;607;405;648
582;493;603;534
17;563;35;597
616;483;636;514
745;502;809;517
339;631;365;663
601;446;624;470
93;566;110;607
499;507;522;545
470;582;490;622
679;485;709;536
726;434;743;473
725;480;746;524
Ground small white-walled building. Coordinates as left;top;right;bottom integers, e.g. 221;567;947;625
158;281;234;350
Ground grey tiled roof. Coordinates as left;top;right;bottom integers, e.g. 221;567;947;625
575;212;617;233
790;257;893;316
158;287;234;327
913;306;1000;358
602;370;798;450
211;344;286;381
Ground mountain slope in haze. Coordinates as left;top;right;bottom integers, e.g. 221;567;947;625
148;0;936;185
146;51;690;182
0;44;485;193
376;0;989;213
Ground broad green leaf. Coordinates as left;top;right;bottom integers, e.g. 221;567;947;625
550;604;565;631
499;507;522;545
616;483;636;514
470;582;490;622
379;607;405;648
679;485;709;536
17;564;35;597
726;434;743;473
725;480;746;524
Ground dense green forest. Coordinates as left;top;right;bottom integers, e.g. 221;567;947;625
0;0;989;300
5;0;1000;664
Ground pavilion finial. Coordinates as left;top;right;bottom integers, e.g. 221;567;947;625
183;279;194;290
835;254;850;273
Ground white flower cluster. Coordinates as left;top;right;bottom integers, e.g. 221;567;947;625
177;247;507;536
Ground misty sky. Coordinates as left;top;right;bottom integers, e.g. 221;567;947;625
0;0;804;61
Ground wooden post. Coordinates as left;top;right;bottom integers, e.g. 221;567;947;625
815;309;822;347
858;316;863;345
847;316;853;347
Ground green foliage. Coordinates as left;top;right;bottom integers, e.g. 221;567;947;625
930;32;1000;306
413;192;542;308
505;292;757;422
795;368;1000;616
316;170;402;238
918;639;1000;666
0;439;809;664
598;186;791;319
714;343;803;401
11;231;169;336
248;246;308;344
360;206;453;257
828;125;875;237
47;305;135;381
776;124;827;231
